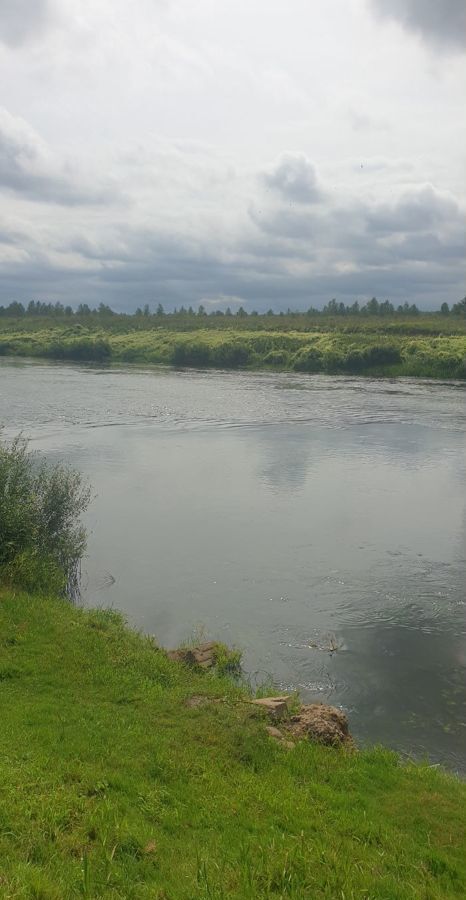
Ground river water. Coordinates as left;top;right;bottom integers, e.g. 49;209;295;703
1;359;465;772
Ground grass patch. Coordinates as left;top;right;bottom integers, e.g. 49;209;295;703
1;589;465;898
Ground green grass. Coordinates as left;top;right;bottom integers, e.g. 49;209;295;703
1;315;466;378
1;589;466;898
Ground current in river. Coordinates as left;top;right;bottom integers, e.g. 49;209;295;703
1;359;465;772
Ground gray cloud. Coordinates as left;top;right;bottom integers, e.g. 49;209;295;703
0;194;463;313
263;153;323;204
0;0;53;47
0;108;120;206
370;0;466;52
366;185;461;234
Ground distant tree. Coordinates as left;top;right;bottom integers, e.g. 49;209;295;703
197;304;207;316
365;297;379;316
452;297;466;315
323;299;339;315
134;307;143;316
266;308;274;316
236;306;247;317
142;304;150;317
350;301;360;315
7;302;25;316
156;304;165;316
98;303;114;315
440;302;450;315
225;307;232;317
250;310;258;317
76;303;91;316
379;300;394;316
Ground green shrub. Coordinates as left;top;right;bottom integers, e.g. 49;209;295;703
0;434;91;597
45;337;112;362
263;350;290;367
292;347;324;372
344;344;402;372
210;341;251;368
171;341;212;367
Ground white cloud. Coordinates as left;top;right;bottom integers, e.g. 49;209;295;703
0;107;121;205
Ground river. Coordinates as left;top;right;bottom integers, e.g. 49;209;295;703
1;359;465;772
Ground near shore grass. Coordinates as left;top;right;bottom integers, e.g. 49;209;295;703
1;316;466;378
1;589;466;899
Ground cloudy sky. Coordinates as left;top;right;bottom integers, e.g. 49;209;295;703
0;0;464;311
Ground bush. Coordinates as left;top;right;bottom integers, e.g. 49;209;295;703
263;350;290;367
292;347;324;372
171;341;212;367
344;344;401;372
211;342;251;368
0;434;91;597
45;338;112;362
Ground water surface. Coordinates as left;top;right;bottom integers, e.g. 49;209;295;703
1;360;465;771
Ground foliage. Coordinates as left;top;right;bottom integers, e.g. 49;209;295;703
3;296;466;321
1;316;466;378
0;435;91;597
212;641;243;676
1;589;466;897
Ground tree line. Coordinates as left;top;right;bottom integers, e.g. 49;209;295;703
0;296;465;319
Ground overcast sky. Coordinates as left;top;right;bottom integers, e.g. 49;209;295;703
0;0;464;311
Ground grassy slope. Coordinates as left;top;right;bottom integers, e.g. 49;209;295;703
1;317;466;378
1;590;465;899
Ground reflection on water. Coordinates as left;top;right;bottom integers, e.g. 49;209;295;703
1;359;465;772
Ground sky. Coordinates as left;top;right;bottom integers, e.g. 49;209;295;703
0;0;464;312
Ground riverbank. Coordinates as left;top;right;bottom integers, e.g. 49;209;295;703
1;321;466;378
1;589;465;898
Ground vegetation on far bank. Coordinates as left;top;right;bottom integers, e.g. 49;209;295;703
1;317;466;378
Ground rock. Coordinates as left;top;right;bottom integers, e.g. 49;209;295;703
192;641;216;669
251;696;290;720
266;725;284;740
287;703;353;748
167;641;216;669
185;695;211;708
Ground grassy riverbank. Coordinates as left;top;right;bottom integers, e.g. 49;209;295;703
1;589;466;899
1;317;466;377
